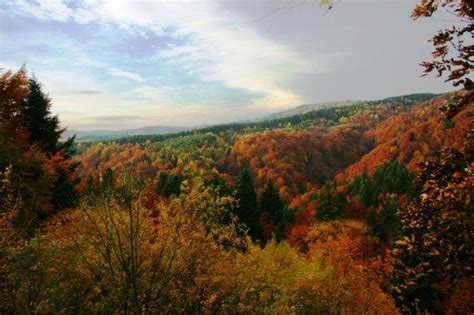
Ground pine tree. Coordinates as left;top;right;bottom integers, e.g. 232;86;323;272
259;181;284;226
233;169;260;239
24;78;62;153
24;78;79;211
315;182;345;221
367;196;400;245
156;171;182;197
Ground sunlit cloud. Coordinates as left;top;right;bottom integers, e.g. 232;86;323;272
107;67;146;82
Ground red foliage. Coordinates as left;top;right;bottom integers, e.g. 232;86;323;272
446;280;474;315
286;200;317;249
337;95;473;182
228;127;372;198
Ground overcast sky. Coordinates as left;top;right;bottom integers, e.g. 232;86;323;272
0;0;457;130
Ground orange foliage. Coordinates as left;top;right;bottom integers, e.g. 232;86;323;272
337;95;473;182
302;220;397;314
286;199;317;249
228;127;372;199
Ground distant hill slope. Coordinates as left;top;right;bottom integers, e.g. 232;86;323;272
336;93;473;182
68;93;438;142
108;93;438;145
251;93;438;122
252;100;358;122
64;125;192;141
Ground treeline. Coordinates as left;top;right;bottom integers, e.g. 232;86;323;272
110;93;437;145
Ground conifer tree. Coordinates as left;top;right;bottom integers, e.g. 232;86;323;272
258;180;286;241
315;182;345;221
233;169;260;239
24;78;62;154
259;181;284;226
156;171;182;197
24;78;79;210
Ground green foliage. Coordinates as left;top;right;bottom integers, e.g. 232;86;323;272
205;172;232;197
348;161;418;244
25;78;79;211
101;167;114;190
348;160;418;208
0;165;16;213
443;118;456;129
367;196;401;244
171;177;244;248
315;182;346;221
156;171;183;197
155;132;219;150
260;181;284;223
5;236;85;313
24;79;62;154
233;169;260;239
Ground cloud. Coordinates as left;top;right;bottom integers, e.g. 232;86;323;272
60;89;102;95
135;1;328;109
92;115;142;122
10;0;73;22
133;85;175;102
107;67;145;82
5;0;332;110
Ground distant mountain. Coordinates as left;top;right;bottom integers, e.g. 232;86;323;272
251;93;438;122
66;93;438;142
251;100;359;122
64;125;192;141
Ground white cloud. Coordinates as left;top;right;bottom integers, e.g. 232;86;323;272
6;0;334;110
108;1;334;109
107;67;145;82
133;85;175;102
10;0;73;22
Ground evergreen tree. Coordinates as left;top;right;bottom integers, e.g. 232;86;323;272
315;182;346;221
233;169;260;239
83;175;95;196
24;78;62;153
349;161;418;208
367;196;401;245
24;78;79;210
156;171;182;197
259;181;284;226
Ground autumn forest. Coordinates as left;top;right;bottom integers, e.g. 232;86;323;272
0;0;473;314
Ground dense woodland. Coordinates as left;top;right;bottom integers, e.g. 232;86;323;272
1;0;473;314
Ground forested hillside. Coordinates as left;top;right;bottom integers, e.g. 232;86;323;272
75;92;458;203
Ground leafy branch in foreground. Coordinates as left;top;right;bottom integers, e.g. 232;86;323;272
412;0;473;118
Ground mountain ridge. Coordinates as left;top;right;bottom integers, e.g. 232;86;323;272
67;93;438;142
64;125;193;141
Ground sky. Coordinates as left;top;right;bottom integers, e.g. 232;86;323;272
0;0;457;131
